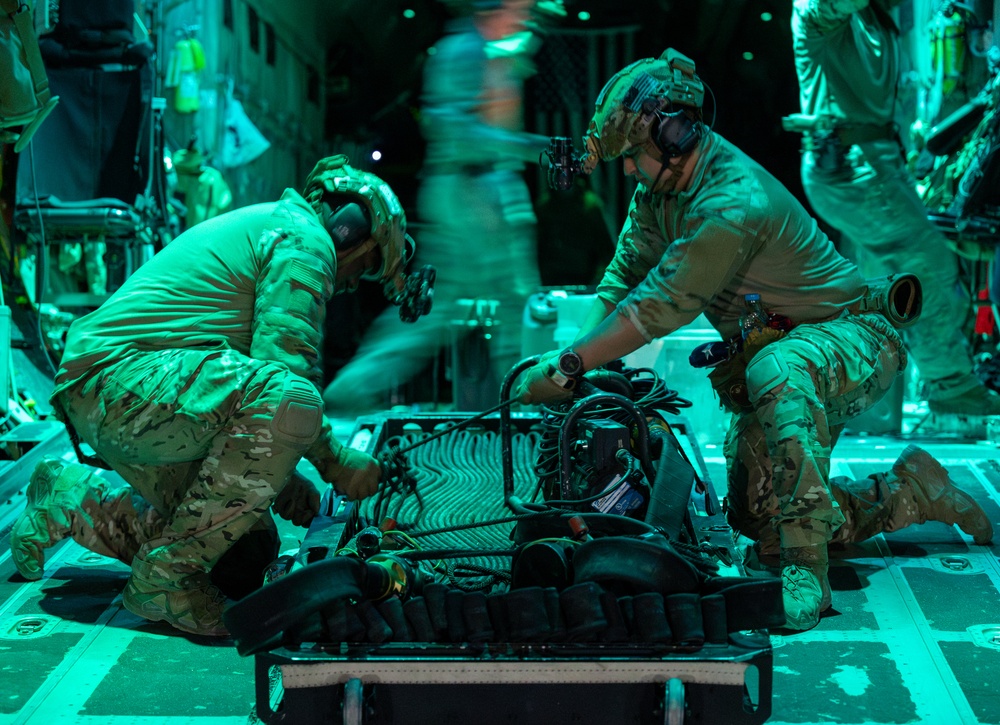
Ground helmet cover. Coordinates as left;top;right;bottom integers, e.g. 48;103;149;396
581;48;705;172
303;155;412;294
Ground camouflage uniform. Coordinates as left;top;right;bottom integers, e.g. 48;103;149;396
527;45;992;632
597;131;912;552
793;0;987;403
723;314;911;552
41;189;351;595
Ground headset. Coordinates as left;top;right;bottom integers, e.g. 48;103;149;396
650;103;702;158
322;196;372;253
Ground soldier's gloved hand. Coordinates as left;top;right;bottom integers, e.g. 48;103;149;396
516;351;574;405
272;471;324;527
319;447;381;500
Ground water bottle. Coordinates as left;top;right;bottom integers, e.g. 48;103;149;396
740;293;769;344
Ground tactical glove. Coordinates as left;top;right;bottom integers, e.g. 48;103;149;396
317;447;381;500
272;471;324;527
516;351;574;405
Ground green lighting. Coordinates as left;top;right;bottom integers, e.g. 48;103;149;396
743;51;754;60
577;11;591;21
403;8;415;19
761;12;773;21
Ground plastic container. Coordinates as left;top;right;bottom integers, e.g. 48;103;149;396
623;316;730;447
740;293;768;342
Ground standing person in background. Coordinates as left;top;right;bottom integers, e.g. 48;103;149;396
790;0;1000;415
323;0;549;414
171;139;233;231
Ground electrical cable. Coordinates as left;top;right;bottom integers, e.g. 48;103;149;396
533;365;689;503
366;367;692;556
388;397;519;455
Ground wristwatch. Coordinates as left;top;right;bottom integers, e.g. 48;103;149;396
547;348;584;390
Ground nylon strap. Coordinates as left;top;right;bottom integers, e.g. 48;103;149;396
7;2;52;105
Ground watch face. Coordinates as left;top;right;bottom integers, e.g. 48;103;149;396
558;350;583;377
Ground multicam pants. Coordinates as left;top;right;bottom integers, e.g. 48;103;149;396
55;347;323;582
718;313;913;552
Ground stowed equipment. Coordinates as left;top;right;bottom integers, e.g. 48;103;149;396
224;358;784;657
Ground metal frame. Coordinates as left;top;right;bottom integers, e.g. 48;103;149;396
253;643;773;724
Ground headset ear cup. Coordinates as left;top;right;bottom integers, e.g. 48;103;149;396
655;111;699;157
324;200;372;252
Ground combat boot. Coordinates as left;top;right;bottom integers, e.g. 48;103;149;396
928;384;1000;416
741;543;780;577
891;445;993;545
10;457;105;580
780;545;831;631
122;556;230;637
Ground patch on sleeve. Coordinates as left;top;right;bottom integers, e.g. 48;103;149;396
289;259;324;296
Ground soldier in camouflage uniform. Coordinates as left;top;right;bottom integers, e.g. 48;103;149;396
793;0;1000;415
516;49;993;630
9;155;414;637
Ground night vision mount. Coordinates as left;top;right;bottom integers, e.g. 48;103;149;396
395;264;436;323
542;136;587;191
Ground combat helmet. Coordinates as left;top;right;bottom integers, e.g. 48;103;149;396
581;48;705;173
303;155;412;295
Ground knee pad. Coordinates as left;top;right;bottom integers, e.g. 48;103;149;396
746;349;791;404
271;378;323;446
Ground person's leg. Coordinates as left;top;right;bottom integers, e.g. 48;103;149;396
826;448;993;546
10;457;162;579
744;314;902;629
324;173;473;413
820;315;992;546
481;170;541;381
722;412;781;558
325;170;542;413
66;348;323;635
322;301;452;412
725;426;993;555
803;141;1000;412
